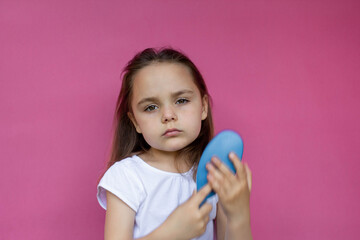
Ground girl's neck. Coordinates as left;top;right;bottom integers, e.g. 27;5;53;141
139;148;191;173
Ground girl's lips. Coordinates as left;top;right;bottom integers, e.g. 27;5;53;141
163;128;181;137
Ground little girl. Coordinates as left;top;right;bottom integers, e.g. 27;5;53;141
97;48;252;240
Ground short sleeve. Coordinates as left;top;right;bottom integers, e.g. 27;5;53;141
97;161;145;212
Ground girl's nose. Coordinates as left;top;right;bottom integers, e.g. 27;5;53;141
161;107;178;123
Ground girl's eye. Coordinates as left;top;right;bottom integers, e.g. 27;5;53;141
176;98;189;104
144;105;158;112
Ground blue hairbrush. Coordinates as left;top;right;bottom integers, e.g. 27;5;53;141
196;130;244;204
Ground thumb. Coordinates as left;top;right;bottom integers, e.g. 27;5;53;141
189;189;197;201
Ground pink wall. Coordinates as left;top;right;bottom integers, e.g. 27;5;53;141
1;0;359;239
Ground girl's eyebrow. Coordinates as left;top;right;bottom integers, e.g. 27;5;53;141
137;97;157;106
137;89;194;106
172;89;194;97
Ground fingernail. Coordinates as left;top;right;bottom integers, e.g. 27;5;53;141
212;157;219;163
229;152;235;158
207;163;214;170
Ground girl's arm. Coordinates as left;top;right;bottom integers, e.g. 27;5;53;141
105;184;213;240
207;153;253;240
215;202;227;240
105;191;135;240
216;203;252;240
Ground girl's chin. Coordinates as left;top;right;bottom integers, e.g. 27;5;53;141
147;138;196;153
151;143;190;153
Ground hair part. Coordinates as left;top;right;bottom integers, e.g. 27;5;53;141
102;47;214;179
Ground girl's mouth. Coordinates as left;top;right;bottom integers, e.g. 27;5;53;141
163;128;182;137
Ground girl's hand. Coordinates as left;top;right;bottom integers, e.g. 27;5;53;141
206;152;252;225
160;184;213;240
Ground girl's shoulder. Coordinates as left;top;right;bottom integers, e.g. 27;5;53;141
110;155;139;168
106;154;194;179
107;155;145;171
99;155;143;182
97;155;146;211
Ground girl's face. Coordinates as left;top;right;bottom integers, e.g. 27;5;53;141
128;62;208;153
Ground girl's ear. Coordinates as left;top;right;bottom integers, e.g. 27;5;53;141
127;112;142;133
201;95;209;120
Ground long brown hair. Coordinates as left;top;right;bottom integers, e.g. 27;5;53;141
102;47;214;177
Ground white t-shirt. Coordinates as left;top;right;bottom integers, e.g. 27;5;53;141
97;155;217;239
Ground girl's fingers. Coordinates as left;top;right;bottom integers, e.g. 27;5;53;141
206;161;234;194
244;163;252;191
199;202;212;215
207;173;223;195
229;152;246;180
194;184;212;205
210;156;235;182
228;152;242;170
204;216;209;225
206;162;226;183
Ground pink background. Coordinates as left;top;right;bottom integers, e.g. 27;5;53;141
1;0;359;239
